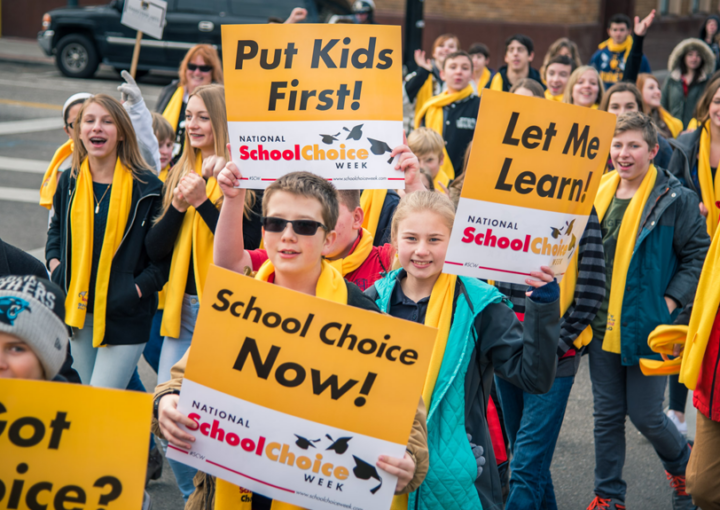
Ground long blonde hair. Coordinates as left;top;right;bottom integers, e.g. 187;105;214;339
390;191;455;244
71;94;153;179
158;85;254;221
563;66;605;107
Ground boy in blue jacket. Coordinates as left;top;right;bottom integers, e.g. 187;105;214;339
591;14;651;89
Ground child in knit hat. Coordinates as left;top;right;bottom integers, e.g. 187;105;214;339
0;275;69;381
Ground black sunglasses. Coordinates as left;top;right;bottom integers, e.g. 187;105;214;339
187;63;213;73
261;217;328;236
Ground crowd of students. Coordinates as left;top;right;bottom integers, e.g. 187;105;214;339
5;8;720;510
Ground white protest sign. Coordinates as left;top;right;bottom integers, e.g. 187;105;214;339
121;0;167;40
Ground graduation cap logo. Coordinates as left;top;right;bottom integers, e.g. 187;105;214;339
367;138;394;164
565;219;575;237
550;226;563;239
320;133;341;145
294;434;321;450
343;124;364;141
568;233;577;253
352;455;383;494
325;434;352;454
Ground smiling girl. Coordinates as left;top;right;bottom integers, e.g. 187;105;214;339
637;73;683;139
563;65;604;108
364;191;561;510
45;94;165;388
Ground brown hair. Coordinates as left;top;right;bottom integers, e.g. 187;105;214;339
563;66;605;106
263;172;339;232
510;78;545;97
178;44;224;87
408;127;445;157
694;76;720;125
443;50;473;71
151;112;175;143
337;190;361;211
158;85;254;221
432;34;460;59
390;191;455;244
541;38;582;82
636;73;661;115
614;111;658;149
71;94;153;179
600;82;643;112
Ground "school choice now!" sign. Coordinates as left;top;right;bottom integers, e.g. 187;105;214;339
167;265;436;510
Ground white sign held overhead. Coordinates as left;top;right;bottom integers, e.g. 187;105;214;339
121;0;167;40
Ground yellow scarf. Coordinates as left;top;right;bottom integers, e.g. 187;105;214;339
391;273;456;510
65;158;133;347
476;67;492;91
559;252;593;349
594;165;657;353
215;260;347;510
697;121;720;236
414;74;435;125
360;189;388;239
598;36;633;69
156;162;170;311
327;228;374;275
688;118;699;131
161;153;222;338
680;223;720;388
162;86;185;130
659;108;683;138
415;85;474;181
489;72;504;91
545;89;564;102
640;324;688;376
40;140;74;209
159;164;170;183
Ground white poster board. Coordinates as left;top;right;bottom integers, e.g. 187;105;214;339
121;0;167;40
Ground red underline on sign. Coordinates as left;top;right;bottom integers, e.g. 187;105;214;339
445;262;564;278
168;445;189;454
388;178;404;180
206;459;296;493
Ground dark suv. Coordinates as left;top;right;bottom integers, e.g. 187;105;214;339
38;0;350;78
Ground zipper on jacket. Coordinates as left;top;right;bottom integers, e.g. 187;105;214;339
115;192;160;255
62;182;77;292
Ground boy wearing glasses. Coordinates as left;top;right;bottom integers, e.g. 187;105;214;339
153;148;429;508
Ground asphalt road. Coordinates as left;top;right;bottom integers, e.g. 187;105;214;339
0;59;695;510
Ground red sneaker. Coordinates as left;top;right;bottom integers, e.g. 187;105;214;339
587;495;626;510
665;471;697;509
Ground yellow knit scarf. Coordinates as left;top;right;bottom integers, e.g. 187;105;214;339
598;36;633;67
65;158;133;347
161;153;222;338
159;164;170;183
545;89;564;102
414;73;435;125
659;108;683;138
697;121;720;235
327;228;374;275
415;85;474;181
40;139;74;209
360;189;388;239
476;67;492;91
594;165;657;354
215;260;347;510
162;86;185;130
559;252;593;349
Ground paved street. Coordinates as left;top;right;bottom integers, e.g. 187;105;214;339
0;44;696;510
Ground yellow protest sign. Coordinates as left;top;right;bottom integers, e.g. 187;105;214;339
166;264;436;510
444;90;616;283
221;24;404;189
0;379;152;510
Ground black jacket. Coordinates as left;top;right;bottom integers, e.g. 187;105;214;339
421;94;480;175
493;66;546;92
46;168;169;346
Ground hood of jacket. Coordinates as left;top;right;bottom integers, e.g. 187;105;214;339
667;38;715;80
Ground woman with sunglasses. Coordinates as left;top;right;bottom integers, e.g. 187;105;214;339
155;44;223;167
145;84;260;502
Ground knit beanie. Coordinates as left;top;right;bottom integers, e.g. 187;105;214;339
0;275;68;380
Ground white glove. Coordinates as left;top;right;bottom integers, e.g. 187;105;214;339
467;434;486;480
117;70;143;106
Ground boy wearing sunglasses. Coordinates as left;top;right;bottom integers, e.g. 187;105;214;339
154;150;429;508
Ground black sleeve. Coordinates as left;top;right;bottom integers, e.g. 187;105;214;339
45;172;68;266
59;344;82;384
404;67;432;103
242;190;264;250
623;34;644;84
135;196;173;297
196;200;220;234
145;205;185;262
2;240;48;279
375;191;400;247
478;297;560;395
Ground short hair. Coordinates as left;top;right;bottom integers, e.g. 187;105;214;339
337;190;361;211
546;54;576;72
608;13;632;29
468;43;490;58
151;112;175;143
510;78;545;97
408;127;445;157
614;111;658;149
600;82;643;112
505;34;534;55
443;50;473;71
432;34;460;55
263;172;339;231
390;191;455;244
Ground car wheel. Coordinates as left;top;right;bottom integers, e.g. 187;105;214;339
56;34;99;78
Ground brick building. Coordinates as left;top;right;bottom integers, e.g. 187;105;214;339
376;0;720;71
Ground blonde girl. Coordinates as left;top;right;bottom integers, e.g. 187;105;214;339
365;191;559;510
563;66;605;108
